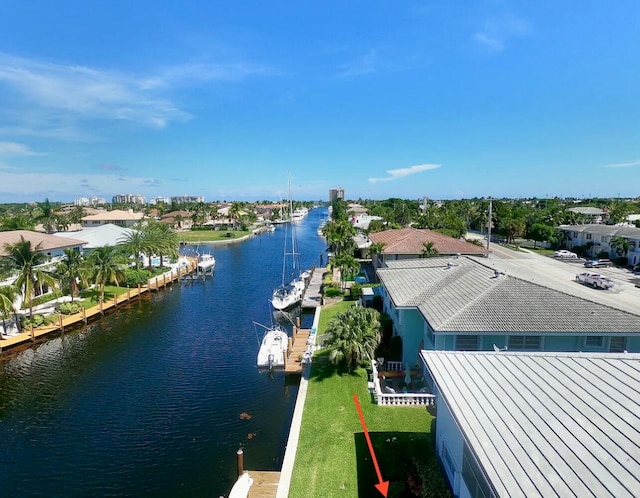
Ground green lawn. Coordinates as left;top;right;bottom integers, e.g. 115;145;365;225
290;299;451;497
177;230;251;242
79;285;129;306
289;354;449;497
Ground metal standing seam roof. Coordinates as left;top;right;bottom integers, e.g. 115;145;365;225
377;258;640;334
53;224;136;249
559;224;640;238
420;351;640;498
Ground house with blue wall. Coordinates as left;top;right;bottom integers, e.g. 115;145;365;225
376;257;640;368
420;350;640;498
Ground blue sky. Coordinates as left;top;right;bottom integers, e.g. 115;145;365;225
0;1;639;203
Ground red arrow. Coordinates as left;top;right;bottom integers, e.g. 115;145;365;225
353;393;389;497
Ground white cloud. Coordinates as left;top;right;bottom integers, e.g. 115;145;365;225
338;49;377;78
0;52;273;138
473;14;531;53
603;160;640;168
0;141;46;156
368;163;441;183
0;171;166;198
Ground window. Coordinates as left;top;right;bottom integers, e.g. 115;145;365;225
610;336;627;353
456;335;478;351
462;443;494;498
602;236;610;243
441;441;456;482
584;336;604;349
508;336;541;351
586;233;592;240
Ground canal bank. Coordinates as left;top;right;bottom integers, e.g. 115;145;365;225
0;208;329;497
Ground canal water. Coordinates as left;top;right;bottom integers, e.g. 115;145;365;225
0;208;328;497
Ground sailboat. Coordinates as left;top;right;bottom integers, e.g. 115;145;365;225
271;176;308;311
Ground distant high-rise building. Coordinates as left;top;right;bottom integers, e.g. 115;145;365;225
149;196;171;205
171;195;205;204
329;187;344;203
74;197;105;206
112;194;146;205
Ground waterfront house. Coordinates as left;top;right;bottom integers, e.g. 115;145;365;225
420;350;640;498
368;227;487;270
160;210;193;230
54;223;135;254
376;257;640;369
81;209;144;228
559;224;640;266
0;230;87;261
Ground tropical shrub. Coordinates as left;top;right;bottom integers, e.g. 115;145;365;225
596;251;610;259
123;268;153;287
613;256;628;267
21;314;55;328
59;302;83;315
324;306;381;372
323;284;343;298
348;283;362;300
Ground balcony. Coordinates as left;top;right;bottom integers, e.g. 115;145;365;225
369;360;435;407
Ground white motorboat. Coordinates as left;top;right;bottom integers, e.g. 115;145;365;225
256;326;289;369
196;253;216;274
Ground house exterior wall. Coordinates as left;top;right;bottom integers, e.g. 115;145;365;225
433;390;465;497
398;309;424;367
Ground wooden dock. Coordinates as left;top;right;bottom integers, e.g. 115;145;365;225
284;326;311;375
247;471;281;498
301;266;325;309
0;259;197;353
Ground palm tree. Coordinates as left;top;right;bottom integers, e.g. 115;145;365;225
228;202;243;230
332;253;360;290
56;249;89;302
118;228;146;269
38;198;57;234
3;237;58;338
420;241;439;258
87;245;126;303
150;222;179;267
368;242;386;270
0;285;17;336
323;220;356;256
324;306;381;372
610;236;631;258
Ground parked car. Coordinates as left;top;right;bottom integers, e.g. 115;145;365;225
584;259;612;268
553;250;578;259
575;272;614;289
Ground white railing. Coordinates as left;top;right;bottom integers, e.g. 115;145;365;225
376;392;435;406
385;360;404;371
370;360;435;407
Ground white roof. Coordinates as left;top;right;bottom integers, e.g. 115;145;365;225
421;351;640;498
54;224;135;248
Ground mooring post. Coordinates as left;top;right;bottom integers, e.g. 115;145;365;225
236;448;244;478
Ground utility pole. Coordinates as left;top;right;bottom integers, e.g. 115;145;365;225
486;198;492;254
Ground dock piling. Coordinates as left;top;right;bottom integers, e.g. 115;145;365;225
236;448;244;478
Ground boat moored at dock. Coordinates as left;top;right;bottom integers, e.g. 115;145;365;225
256;325;289;369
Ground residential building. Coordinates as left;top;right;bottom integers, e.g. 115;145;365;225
74;197;105;207
149;196;171;205
171;195;204;204
559;224;640;266
377;257;640;368
159;211;193;230
81;209;144;228
566;206;605;224
369;227;487;269
112;194;146;205
329;187;344;203
54;224;135;253
420;350;640;498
